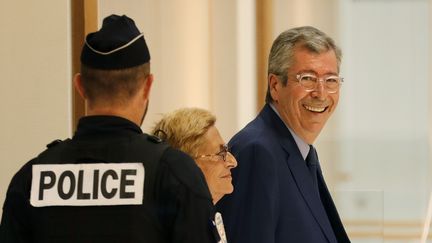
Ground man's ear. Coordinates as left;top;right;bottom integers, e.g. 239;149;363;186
142;74;153;100
73;73;87;99
268;73;280;102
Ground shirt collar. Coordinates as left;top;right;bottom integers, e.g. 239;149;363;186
269;103;310;160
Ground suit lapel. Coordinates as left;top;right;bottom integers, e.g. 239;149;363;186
285;150;337;243
260;105;338;243
317;168;350;242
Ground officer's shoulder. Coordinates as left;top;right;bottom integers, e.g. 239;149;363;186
44;138;70;152
46;139;64;148
6;156;40;195
146;134;163;144
36;138;71;161
133;133;164;146
161;148;212;199
130;134;169;153
134;134;211;199
16;138;66;170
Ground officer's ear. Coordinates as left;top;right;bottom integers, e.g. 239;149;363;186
73;73;87;99
142;74;153;101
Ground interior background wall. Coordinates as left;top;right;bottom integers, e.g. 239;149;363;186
98;0;257;141
0;1;71;218
270;0;432;241
1;1;430;241
334;0;431;241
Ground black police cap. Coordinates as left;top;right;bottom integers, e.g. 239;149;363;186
81;14;150;69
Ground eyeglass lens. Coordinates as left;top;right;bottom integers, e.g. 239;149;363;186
217;144;229;161
297;74;341;92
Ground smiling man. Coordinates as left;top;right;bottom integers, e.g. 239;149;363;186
216;26;350;243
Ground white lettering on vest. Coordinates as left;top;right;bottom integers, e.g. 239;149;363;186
30;163;145;207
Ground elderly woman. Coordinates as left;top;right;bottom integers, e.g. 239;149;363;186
152;108;237;205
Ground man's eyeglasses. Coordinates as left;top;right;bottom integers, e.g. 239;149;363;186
294;73;343;93
195;144;229;162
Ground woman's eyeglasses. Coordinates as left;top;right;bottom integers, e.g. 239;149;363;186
195;144;229;162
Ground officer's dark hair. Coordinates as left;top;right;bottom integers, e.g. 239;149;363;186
80;62;150;105
265;26;342;104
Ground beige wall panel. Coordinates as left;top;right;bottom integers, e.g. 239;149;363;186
0;1;71;218
98;0;256;141
273;0;339;40
99;0;211;134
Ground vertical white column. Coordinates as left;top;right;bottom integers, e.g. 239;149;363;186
425;0;432;240
236;0;257;132
99;0;212;133
208;0;238;140
157;0;211;109
209;0;257;140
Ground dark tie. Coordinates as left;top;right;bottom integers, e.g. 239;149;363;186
306;145;350;242
306;145;320;198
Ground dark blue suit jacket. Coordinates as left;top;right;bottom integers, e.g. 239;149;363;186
217;104;350;243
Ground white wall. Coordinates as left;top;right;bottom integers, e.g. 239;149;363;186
335;1;431;241
273;0;432;241
0;1;71;218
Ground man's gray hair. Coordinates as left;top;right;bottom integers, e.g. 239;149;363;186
265;26;342;103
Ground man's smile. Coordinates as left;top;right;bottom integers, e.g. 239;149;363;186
303;104;328;113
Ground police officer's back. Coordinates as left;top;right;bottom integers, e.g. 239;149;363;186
0;15;216;243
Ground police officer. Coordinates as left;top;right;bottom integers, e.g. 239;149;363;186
0;15;217;243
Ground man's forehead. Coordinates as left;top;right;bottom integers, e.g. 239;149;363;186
290;48;338;73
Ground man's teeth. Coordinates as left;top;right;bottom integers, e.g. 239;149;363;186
304;105;325;112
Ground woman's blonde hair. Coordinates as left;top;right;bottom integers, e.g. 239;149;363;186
152;108;216;157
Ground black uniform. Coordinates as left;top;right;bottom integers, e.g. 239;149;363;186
0;116;217;243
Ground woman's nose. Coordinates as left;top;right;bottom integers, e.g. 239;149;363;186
226;152;238;168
